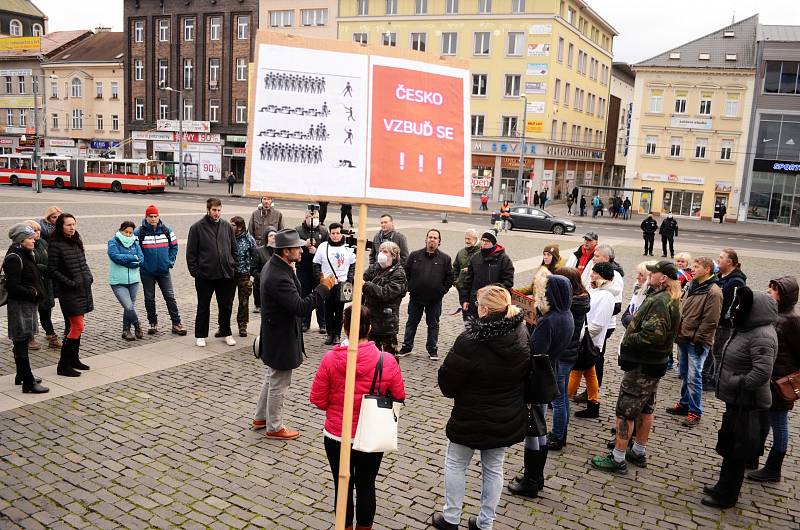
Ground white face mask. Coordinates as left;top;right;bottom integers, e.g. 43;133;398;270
311;218;319;228
377;252;391;268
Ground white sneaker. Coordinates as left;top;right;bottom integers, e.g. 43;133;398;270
196;338;206;347
224;336;237;346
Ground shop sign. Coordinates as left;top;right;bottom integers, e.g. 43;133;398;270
501;157;534;169
524;82;546;94
157;119;211;133
224;147;247;157
526;119;544;133
0;138;14;145
0;37;40;51
640;173;705;185
526;63;548;76
0;68;32;76
227;135;248;143
132;131;173;141
545;145;603;160
527;44;550;56
471;177;491;188
542;169;554;181
89;140;120;149
754;159;800;174
50;139;75;147
0;96;35;108
715;180;733;192
4;126;32;134
526;102;545;114
473;140;537;155
472;154;494;166
175;132;221;143
670;116;712;130
529;24;552;35
132;141;147;151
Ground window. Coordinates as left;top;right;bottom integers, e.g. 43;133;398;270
236;100;247;123
725;93;739;117
694;138;707;159
441;32;457;55
645;135;657;155
415;0;427;14
237;16;250;39
674;91;687;113
720;139;733;160
3;76;10;93
19;110;26;126
9;19;22;36
472;74;487;96
561;121;567;142
551;119;557;141
209;99;220;123
158;19;169;42
236;58;247;81
95;82;103;98
504;74;521;97
479;0;491;13
134;59;144;81
5;109;12;126
471;115;485;135
158;59;169;87
764;61;800;94
71;78;82;98
507;32;524;56
96;114;104;131
51;113;58;129
183;99;193;121
159;99;168;120
382;32;396;46
473;32;490;55
184;18;195;41
32;23;43;36
183;59;194;89
699;92;712;115
353;33;368;45
111;81;119;99
669;137;682;157
649;89;663;113
564;82;570;106
302;9;327;26
567;7;575;24
385;0;397;14
209;58;220;88
553;78;561;101
210;16;222;39
18;76;24;94
269;10;292;28
358;0;368;15
112;115;119;131
50;79;57;98
567;43;574;67
557;38;564;62
71;109;83;129
134;20;144;42
32;76;38;94
501;116;518;136
446;0;458;14
512;0;525;13
411;32;427;52
570;124;577;142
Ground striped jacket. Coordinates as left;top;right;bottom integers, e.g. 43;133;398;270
134;219;178;277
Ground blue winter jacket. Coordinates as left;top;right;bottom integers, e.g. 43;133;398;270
531;274;575;367
134;219;178;277
235;231;257;277
108;232;144;286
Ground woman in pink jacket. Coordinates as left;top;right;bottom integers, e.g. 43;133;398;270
310;305;406;530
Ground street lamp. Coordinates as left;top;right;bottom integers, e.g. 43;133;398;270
162;86;184;190
514;95;528;205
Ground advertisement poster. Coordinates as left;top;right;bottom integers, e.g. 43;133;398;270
527;43;550;56
526;63;548;76
526;120;544;133
526;102;545;114
524;81;546;94
529;24;552;35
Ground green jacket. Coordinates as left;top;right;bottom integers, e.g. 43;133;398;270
452;245;480;292
620;288;680;367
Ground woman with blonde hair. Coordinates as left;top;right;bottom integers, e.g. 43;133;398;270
38;206;62;240
622;260;657;328
363;240;407;357
433;285;529;530
675;252;693;288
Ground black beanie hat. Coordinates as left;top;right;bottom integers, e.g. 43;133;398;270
592;261;614;281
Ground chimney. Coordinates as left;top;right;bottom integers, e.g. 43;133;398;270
95;26;111;33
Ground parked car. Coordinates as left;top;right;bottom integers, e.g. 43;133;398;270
506;206;576;235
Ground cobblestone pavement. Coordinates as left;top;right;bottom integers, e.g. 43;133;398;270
0;187;798;529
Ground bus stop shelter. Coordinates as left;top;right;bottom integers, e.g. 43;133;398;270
578;184;655;214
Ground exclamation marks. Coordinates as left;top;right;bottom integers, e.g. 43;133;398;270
436;156;443;175
418;154;424;173
399;152;405;171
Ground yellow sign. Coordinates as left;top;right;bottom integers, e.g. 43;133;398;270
526;119;544;133
0;36;41;51
0;96;35;108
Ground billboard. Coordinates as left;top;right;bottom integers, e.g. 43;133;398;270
0;36;40;51
526;63;548;76
527;43;550;56
524;81;546;94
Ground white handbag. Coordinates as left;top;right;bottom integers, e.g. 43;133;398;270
352;353;402;453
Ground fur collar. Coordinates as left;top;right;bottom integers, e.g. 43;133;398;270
465;311;524;341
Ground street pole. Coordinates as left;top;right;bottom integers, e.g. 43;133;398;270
178;97;184;190
33;74;42;194
515;95;527;205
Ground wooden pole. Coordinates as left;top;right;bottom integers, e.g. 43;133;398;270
334;203;368;530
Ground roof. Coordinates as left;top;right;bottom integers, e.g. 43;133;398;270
757;25;800;42
574;0;619;37
0;30;92;58
0;0;45;18
611;62;634;82
635;14;758;70
44;32;124;64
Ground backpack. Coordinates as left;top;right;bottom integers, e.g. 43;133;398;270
0;253;23;307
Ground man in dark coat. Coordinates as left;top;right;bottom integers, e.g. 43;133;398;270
459;231;514;318
258;229;334;440
295;209;329;332
640;214;657;256
658;213;679;258
186;198;238;347
369;214;409;265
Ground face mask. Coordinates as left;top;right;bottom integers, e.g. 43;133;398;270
311;219;319;228
377;252;391;268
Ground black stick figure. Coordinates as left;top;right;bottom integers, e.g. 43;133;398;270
345;106;355;121
344;128;354;144
342;82;353;97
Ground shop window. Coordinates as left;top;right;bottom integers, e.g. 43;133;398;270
663;189;703;217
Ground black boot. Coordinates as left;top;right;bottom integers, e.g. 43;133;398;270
536;446;549;490
324;334;335;345
747;449;785;483
15;374;42;385
508;449;538;498
703;457;745;508
13;341;49;394
575;401;600;419
72;337;90;371
57;338;81;377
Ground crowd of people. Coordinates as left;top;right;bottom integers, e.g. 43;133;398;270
3;196;798;530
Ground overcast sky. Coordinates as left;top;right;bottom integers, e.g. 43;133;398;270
36;0;800;64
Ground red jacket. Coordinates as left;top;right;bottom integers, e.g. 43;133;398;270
310;341;406;438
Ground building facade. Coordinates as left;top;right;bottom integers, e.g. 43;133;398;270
740;25;800;227
258;0;337;38
123;0;258;180
602;61;633;187
42;30;125;158
626;15;758;220
0;0;46;37
337;0;616;204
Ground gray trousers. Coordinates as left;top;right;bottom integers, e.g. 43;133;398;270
254;366;293;432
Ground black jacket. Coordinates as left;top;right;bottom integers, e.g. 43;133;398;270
363;262;407;336
718;268;747;328
186;215;237;280
438;312;529;449
659;217;679;238
4;246;44;304
369;230;409;265
251;246;274;279
562;292;590;364
640;217;658;236
47;234;94;316
459;245;515;314
404;248;453;304
260;255;330;370
32;238;54;308
295;223;328;275
531;275;574;367
769;276;800;411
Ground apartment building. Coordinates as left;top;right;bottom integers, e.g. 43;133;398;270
601;62;633;187
259;0;337;38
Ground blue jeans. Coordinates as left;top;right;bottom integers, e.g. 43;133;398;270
141;273;181;326
769;410;789;453
111;283;140;330
678;342;709;415
443;442;505;529
402;298;442;353
551;360;574;440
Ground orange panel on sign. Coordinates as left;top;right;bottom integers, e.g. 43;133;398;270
369;65;465;196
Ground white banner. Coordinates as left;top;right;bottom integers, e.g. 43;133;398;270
156;119;211;133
